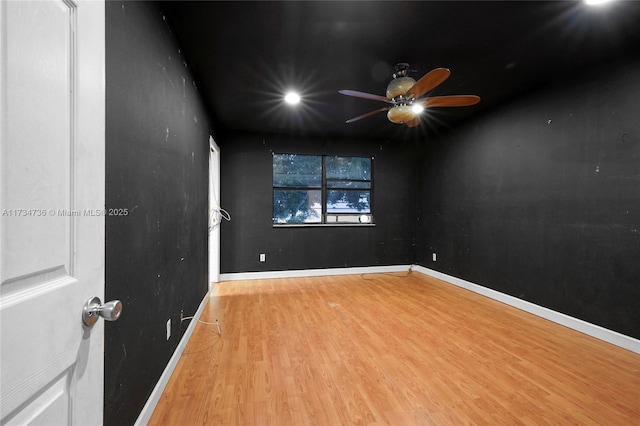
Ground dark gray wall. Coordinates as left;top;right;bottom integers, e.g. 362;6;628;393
416;59;640;339
105;2;210;424
219;132;417;273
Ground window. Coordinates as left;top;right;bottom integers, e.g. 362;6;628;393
273;154;373;225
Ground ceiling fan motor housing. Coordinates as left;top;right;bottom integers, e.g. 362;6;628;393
393;62;411;78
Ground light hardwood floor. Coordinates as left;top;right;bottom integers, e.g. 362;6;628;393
149;272;640;425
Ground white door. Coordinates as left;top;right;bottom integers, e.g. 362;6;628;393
208;137;221;287
0;0;105;425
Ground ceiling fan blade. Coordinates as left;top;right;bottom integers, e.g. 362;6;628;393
339;90;391;103
405;116;421;128
423;95;481;107
406;68;451;98
345;107;390;124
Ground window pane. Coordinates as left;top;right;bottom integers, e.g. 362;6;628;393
326;156;371;181
273;189;322;223
327;180;371;189
327;190;371;213
273;154;322;187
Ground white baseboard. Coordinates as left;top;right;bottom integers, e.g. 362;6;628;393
220;264;412;281
412;265;640;354
134;291;210;426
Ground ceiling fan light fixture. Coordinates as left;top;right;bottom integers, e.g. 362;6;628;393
387;104;415;124
340;64;479;126
386;76;416;99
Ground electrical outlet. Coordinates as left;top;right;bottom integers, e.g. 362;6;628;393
432;253;437;262
166;319;171;340
259;253;266;262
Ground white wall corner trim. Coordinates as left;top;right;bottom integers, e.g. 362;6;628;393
134;290;210;426
412;265;640;355
219;265;412;281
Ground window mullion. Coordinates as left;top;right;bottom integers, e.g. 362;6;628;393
370;156;374;221
322;155;327;223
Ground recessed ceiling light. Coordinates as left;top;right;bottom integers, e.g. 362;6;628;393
284;91;301;105
584;0;615;5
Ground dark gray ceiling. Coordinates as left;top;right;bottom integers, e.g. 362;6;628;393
159;1;640;140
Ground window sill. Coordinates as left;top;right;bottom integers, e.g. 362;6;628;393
273;223;376;228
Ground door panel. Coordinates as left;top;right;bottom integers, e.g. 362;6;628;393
0;1;105;424
2;0;73;281
3;371;71;426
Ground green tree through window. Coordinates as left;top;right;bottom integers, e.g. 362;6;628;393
273;154;373;225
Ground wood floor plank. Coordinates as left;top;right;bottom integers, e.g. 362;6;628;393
149;273;640;425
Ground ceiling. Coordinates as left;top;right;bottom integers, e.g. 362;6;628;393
159;1;640;141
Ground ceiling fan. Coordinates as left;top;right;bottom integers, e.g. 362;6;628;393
339;63;480;127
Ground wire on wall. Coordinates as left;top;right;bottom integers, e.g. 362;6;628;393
209;207;230;233
182;316;222;336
